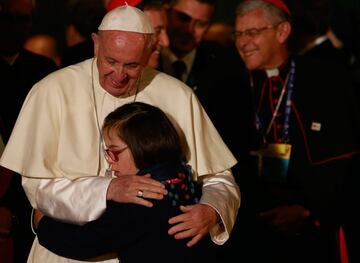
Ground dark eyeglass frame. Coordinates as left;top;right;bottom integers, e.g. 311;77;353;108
104;146;128;162
234;22;283;39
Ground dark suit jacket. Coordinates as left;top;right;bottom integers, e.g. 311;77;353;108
183;42;247;111
37;161;216;263
301;39;349;68
176;42;253;162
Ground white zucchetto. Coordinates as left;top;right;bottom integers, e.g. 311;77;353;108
98;3;154;34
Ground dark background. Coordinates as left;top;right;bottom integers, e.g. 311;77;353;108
31;0;240;54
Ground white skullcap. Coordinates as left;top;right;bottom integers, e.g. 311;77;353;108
98;3;154;34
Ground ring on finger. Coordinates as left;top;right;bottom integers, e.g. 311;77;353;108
137;190;144;198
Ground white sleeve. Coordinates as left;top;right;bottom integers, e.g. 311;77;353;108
23;176;112;225
199;169;240;245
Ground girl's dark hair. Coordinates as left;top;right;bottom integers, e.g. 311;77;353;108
102;102;183;170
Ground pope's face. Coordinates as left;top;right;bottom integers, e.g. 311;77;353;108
93;31;150;97
144;7;169;69
103;127;138;176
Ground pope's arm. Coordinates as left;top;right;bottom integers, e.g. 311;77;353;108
23;176;112;224
200;169;240;245
24;167;240;237
24;173;167;225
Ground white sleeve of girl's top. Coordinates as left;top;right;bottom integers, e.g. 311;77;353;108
199;169;240;245
23;176;112;225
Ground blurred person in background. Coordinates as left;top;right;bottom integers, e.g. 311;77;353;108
24;33;62;67
0;0;57;261
61;0;106;67
290;0;349;66
161;0;248;160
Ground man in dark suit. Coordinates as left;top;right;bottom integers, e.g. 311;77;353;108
162;0;217;84
231;0;359;263
161;0;249;154
161;2;250;262
290;0;349;66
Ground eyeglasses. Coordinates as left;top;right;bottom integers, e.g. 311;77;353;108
234;23;280;39
104;146;128;162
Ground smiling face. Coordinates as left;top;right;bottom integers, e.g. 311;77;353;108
235;8;291;70
144;7;169;68
92;30;151;97
103;126;138;176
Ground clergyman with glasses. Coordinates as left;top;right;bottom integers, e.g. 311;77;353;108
232;0;359;262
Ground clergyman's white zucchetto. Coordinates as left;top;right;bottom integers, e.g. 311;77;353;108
98;3;154;34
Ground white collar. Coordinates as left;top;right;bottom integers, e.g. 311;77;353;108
265;68;280;78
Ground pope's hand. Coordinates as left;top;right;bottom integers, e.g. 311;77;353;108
107;174;167;207
168;204;219;247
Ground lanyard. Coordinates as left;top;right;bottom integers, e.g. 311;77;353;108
282;61;295;142
254;60;296;143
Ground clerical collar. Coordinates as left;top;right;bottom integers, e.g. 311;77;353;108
264;58;290;78
265;68;280;78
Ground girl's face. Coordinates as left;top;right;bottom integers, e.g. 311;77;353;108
103;127;138;176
